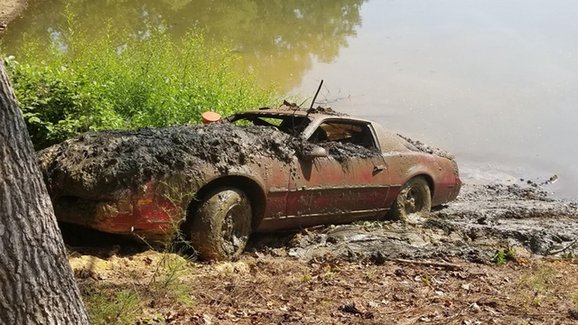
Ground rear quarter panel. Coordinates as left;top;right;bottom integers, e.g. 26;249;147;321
372;123;460;207
383;152;460;207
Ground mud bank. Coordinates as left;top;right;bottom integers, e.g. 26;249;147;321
0;0;27;32
249;182;578;263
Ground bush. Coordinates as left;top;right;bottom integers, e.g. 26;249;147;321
4;18;277;149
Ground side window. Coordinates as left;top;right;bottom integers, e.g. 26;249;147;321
309;121;378;151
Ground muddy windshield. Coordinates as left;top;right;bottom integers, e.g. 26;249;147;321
227;113;310;137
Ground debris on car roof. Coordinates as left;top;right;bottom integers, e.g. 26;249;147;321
258;100;347;116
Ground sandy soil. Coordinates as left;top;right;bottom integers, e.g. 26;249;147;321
0;0;27;32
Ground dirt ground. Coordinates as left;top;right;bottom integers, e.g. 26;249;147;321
66;181;578;324
0;0;27;32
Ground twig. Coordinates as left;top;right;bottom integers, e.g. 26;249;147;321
393;258;463;270
547;238;578;255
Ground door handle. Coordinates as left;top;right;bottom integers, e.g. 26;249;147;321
373;165;386;173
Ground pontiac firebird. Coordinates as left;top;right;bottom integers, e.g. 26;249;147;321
40;106;461;260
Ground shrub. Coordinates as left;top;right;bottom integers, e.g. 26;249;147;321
4;17;277;149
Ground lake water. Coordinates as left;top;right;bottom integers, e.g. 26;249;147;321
3;0;577;198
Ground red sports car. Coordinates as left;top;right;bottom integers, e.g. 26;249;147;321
39;104;461;260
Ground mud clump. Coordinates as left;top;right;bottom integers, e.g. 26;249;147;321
318;141;377;162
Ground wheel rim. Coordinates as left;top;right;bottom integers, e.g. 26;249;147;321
404;186;424;214
221;202;247;255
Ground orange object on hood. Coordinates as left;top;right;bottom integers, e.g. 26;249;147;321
201;111;222;124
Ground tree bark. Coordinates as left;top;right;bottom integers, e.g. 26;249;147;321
0;60;90;323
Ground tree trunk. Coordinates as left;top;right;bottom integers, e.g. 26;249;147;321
0;60;90;323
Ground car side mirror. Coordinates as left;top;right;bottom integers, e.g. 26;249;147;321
302;146;328;160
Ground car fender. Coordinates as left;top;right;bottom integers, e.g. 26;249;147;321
191;164;269;228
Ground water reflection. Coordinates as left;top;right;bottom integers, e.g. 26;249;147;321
2;0;366;90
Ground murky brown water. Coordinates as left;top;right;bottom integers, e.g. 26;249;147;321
3;0;577;198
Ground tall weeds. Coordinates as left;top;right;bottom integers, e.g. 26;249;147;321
4;13;277;149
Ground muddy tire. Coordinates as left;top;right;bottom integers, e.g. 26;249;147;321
390;177;432;222
189;188;252;261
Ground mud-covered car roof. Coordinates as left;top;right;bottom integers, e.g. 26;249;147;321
232;104;372;125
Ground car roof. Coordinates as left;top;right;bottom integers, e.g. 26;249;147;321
237;106;411;153
239;106;373;124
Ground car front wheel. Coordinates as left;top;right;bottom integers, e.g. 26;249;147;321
189;188;252;261
390;177;432;222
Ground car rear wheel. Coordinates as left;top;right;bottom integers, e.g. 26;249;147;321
390;177;432;222
189;188;252;261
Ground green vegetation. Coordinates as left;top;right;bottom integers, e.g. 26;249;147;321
84;288;143;325
518;264;556;307
491;248;516;265
4;13;277;149
81;252;195;325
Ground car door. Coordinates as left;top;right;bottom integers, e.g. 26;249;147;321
285;119;390;228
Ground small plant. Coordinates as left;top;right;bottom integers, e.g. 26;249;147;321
492;247;516;265
84;288;143;325
521;265;555;293
149;253;195;306
320;263;341;280
421;274;433;287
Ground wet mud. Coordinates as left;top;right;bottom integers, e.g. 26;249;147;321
249;182;578;263
267;100;347;116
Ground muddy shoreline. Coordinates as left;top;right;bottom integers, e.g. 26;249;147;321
246;182;578;264
0;0;27;32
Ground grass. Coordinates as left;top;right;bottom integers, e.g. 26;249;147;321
517;264;557;307
4;9;278;149
84;288;143;325
79;250;196;325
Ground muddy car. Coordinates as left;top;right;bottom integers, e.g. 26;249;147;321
39;104;461;260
